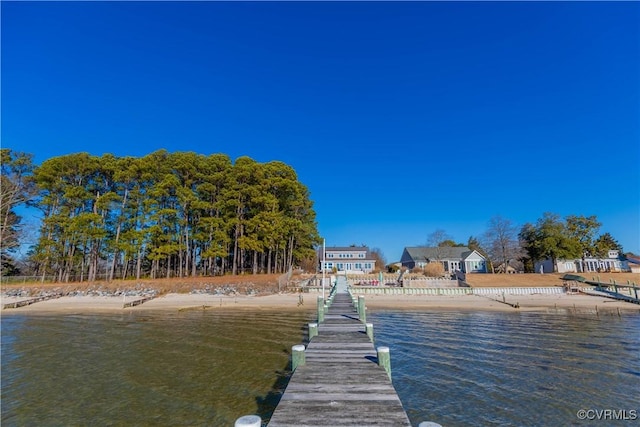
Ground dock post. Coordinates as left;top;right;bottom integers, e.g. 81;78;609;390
377;346;391;380
366;323;374;342
358;296;366;323
308;322;318;340
234;415;261;427
292;344;306;371
317;296;325;323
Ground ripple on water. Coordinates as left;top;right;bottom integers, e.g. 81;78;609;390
2;309;639;426
1;310;313;426
370;310;640;427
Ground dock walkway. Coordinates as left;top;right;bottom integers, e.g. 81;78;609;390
268;277;411;426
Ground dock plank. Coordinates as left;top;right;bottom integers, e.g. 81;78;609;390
268;287;411;426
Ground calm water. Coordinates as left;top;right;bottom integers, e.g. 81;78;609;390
2;309;639;426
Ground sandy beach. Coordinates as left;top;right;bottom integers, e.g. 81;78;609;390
2;290;638;315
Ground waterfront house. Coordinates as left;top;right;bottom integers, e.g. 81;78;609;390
400;246;488;274
626;257;640;273
319;246;376;273
534;250;626;273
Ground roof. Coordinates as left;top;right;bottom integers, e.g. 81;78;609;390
319;246;375;260
403;246;473;261
325;246;369;252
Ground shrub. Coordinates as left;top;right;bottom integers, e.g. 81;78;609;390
424;262;445;277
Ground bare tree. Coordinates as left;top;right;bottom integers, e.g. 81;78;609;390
482;216;522;274
426;229;452;262
370;247;387;272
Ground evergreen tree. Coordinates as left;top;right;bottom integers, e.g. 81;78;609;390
0;149;37;274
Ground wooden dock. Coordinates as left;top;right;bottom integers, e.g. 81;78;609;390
123;295;155;308
268;279;411;426
2;293;63;309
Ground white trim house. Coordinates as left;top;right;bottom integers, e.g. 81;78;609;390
534;250;625;273
400;247;488;274
319;246;376;274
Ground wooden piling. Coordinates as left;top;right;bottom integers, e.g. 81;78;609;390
292;344;306;371
377;346;391;380
358;295;366;323
234;415;261;427
366;322;374;342
308;323;318;340
317;296;325;323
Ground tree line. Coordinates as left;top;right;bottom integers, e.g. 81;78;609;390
425;213;625;273
1;149;320;280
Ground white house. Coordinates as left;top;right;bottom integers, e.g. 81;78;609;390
400;246;488;274
534;250;625;273
319;246;376;274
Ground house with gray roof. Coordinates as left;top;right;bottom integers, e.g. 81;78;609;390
400;246;487;274
534;249;627;273
318;246;376;273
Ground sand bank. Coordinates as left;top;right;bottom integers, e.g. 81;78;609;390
0;293;310;315
2;290;638;315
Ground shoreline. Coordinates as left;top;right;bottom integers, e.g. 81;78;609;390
2;291;638;315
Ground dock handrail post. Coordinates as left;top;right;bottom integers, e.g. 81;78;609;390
308;322;318;340
358;296;366;323
292;344;306;371
317;296;325;323
234;415;261;427
377;346;391;380
366;322;374;343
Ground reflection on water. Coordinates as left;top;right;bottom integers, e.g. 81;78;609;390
1;311;312;426
2;310;639;426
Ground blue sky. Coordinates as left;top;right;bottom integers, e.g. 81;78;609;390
3;1;639;260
